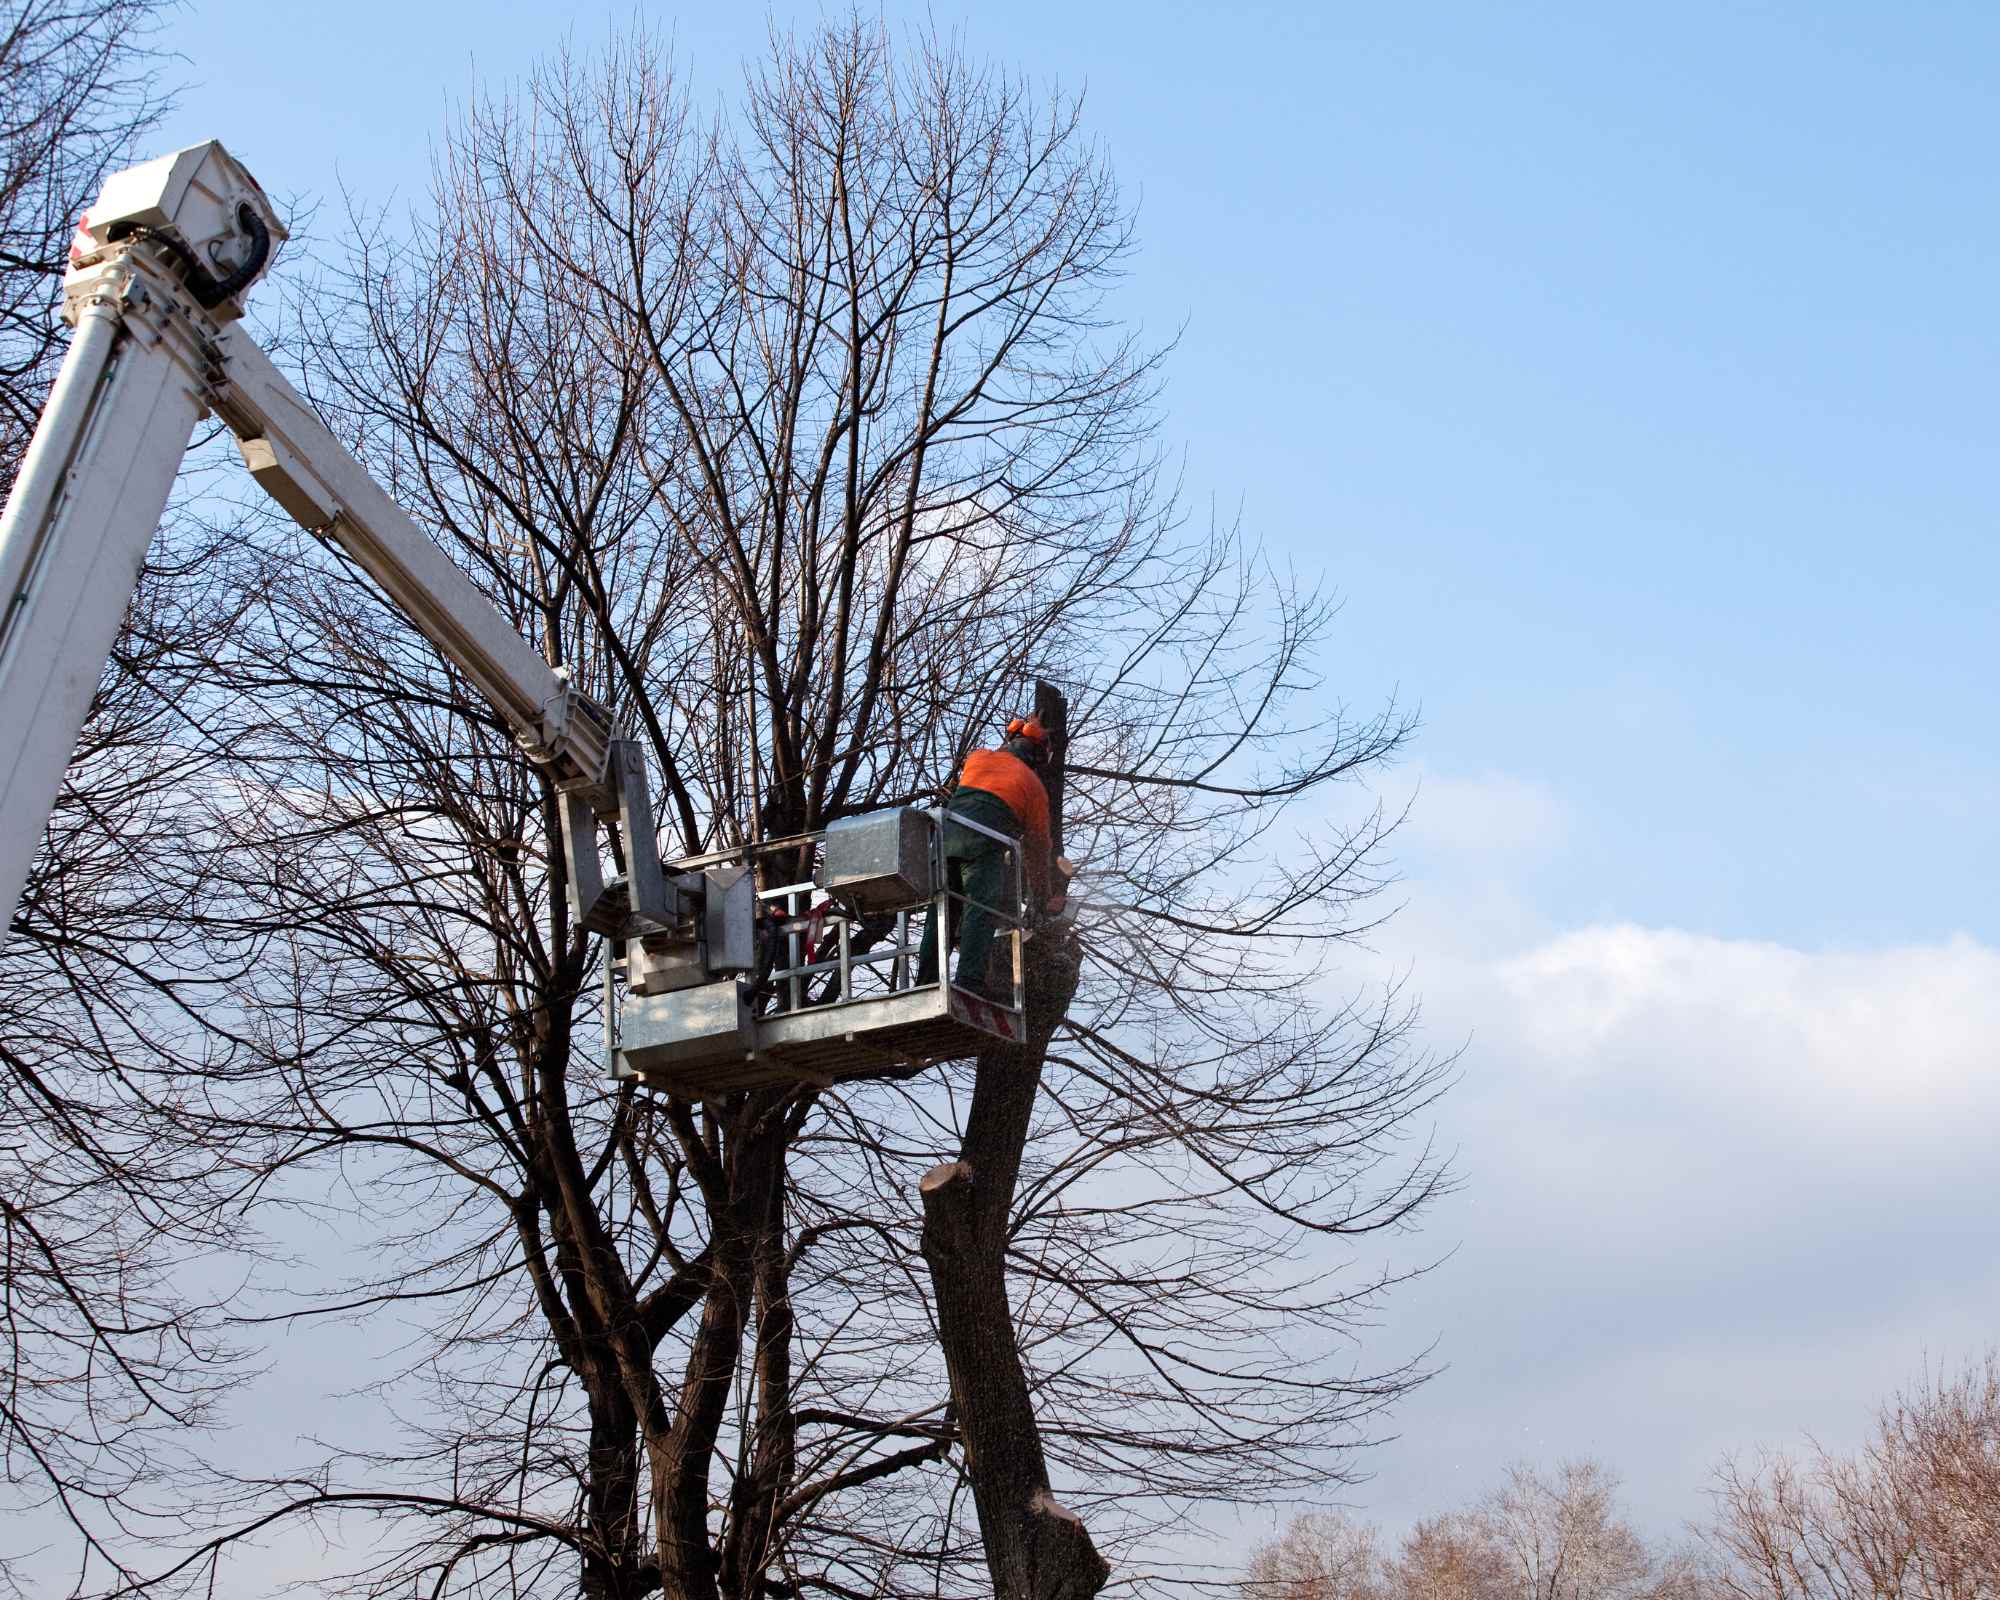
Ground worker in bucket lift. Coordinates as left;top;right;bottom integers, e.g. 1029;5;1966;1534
916;714;1065;1004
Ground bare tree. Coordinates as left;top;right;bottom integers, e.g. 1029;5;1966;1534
1242;1511;1387;1600
0;4;270;1592
1387;1514;1511;1600
0;498;274;1598
1482;1460;1656;1600
1701;1354;2000;1600
0;0;173;493
0;17;1448;1598
1242;1460;1694;1600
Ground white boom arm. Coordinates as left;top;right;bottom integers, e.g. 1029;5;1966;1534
0;142;663;935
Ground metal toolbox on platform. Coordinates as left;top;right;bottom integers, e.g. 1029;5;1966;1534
814;807;935;914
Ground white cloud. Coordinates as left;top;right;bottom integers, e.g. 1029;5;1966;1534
1495;924;2000;1122
1336;819;2000;1542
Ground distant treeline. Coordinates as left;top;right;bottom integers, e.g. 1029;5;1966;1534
1241;1351;1999;1600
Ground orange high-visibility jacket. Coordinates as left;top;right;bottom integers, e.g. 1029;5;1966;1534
956;748;1053;900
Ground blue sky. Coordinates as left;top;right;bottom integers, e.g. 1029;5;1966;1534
149;0;1998;1565
157;0;2000;949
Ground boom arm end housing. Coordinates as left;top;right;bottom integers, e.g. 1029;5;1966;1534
67;141;287;324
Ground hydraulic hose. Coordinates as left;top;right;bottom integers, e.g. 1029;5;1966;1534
104;202;271;310
205;204;271;305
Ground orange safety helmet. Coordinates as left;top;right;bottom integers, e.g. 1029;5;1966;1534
1004;714;1050;746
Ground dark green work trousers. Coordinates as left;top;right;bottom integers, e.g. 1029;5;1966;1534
915;788;1020;994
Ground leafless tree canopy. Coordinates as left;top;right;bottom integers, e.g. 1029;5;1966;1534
0;0;171;492
1241;1461;1698;1600
1702;1355;2000;1600
5;17;1450;1599
0;508;259;1592
1241;1360;2000;1600
0;3;261;1591
1243;1511;1390;1600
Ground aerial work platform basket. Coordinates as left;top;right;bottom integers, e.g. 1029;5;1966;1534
607;806;1028;1098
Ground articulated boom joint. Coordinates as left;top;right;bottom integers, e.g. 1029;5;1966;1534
521;668;607;788
557;732;673;938
530;682;677;940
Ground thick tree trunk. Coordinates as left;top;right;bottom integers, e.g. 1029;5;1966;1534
581;1385;647;1599
919;683;1109;1599
648;1107;786;1600
719;1103;802;1599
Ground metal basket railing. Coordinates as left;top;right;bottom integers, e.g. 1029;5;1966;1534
739;807;1025;1017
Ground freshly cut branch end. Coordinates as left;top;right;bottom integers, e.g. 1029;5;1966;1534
919;1159;973;1197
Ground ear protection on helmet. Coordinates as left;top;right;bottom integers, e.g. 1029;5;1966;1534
1005;715;1049;744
